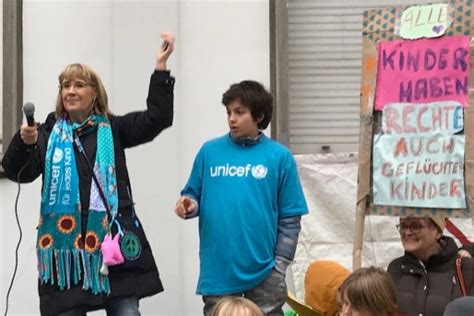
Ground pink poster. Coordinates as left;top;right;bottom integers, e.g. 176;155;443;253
374;36;470;111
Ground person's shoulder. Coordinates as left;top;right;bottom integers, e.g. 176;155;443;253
261;135;295;162
263;135;292;153
41;112;57;131
388;256;403;267
388;253;429;283
201;134;229;148
193;134;229;158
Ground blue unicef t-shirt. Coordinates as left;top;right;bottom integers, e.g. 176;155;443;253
181;134;308;295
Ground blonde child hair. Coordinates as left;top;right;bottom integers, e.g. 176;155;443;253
338;266;397;316
211;296;263;316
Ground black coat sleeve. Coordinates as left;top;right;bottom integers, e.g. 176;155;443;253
2;131;43;183
114;70;174;148
2;113;56;183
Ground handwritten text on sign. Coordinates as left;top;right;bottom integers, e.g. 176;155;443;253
373;102;466;208
374;36;470;111
382;101;464;135
399;3;449;39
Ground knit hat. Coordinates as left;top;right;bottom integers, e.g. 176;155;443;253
443;297;474;316
304;260;351;315
429;216;446;233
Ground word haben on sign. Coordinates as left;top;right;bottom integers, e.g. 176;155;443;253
375;36;469;111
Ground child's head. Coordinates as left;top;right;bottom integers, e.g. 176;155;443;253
304;260;351;315
222;80;273;137
211;296;263;316
338;267;397;316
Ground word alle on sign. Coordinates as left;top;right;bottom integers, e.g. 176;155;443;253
402;4;447;29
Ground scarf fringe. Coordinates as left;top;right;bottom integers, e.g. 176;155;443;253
37;248;110;295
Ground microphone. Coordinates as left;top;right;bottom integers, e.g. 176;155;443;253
23;102;35;127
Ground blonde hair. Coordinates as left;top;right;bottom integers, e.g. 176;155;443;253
211;297;263;316
338;267;397;316
55;63;111;118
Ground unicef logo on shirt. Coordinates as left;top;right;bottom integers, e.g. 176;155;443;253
251;165;267;179
209;163;268;178
52;148;64;163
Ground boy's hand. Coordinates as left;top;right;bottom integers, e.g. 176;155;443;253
20;123;39;145
175;196;196;219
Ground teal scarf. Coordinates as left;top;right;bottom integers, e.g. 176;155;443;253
38;114;118;295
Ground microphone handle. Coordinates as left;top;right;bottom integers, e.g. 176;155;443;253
26;116;35;127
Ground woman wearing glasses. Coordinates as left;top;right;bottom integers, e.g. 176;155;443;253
387;216;474;316
2;33;175;315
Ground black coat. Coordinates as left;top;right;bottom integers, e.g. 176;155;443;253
2;70;174;315
388;236;474;316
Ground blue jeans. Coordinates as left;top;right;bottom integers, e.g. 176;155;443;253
203;268;287;315
57;297;140;316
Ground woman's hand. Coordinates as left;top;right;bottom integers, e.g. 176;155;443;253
156;32;175;71
19;123;38;145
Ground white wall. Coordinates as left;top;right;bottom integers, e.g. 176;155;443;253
0;0;269;315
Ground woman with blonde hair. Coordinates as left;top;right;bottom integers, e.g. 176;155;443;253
2;32;175;315
339;266;397;316
211;296;263;316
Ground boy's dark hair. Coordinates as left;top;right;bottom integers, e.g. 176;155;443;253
221;80;273;129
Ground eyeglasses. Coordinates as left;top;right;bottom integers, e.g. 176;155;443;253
396;222;428;234
59;80;95;90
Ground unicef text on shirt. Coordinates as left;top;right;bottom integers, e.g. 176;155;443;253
209;164;268;179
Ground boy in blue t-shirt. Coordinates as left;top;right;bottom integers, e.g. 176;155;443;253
175;80;308;315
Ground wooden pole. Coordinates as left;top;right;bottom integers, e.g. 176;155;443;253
353;199;366;270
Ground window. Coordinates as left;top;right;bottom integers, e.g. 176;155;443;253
0;0;23;176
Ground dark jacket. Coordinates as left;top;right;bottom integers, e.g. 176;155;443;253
388;236;474;316
2;70;174;315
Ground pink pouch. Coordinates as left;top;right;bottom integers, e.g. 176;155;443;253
100;233;124;275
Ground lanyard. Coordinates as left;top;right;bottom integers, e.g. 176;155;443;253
73;133;112;222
